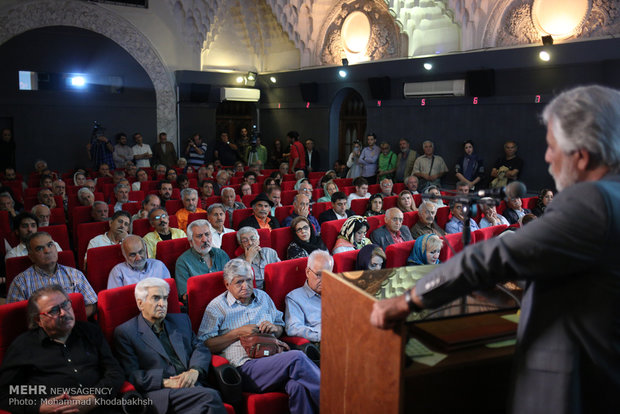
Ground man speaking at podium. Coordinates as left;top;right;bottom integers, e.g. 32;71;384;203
370;85;620;414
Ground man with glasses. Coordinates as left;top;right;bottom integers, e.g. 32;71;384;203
175;220;229;303
285;250;333;343
7;232;98;317
281;194;320;234
107;235;170;289
297;180;315;204
235;226;279;290
370;208;413;251
143;207;186;258
379;178;397;197
0;285;124;413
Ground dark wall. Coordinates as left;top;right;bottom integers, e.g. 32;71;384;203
0;26;156;173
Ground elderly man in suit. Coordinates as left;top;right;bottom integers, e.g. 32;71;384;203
114;277;226;414
369;207;413;251
371;85;620;413
153;132;177;168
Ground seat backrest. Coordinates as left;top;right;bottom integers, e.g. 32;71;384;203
97;278;180;343
232;208;254;230
385;240;416;268
280;190;297;206
311;201;331;219
333;249;359;273
39;224;71;251
121;202;141;215
187;271;226;333
308;172;323;179
383;195;399;210
188;212;208;224
367;184;380;194
333;178;352;188
77;221;110;270
5;250;76;294
165;199;184;215
0;293;86;363
70;205;95;241
440;231;476;262
321;218;347;251
402;211;419;229
523;196;538;210
274;205;293;223
281;181;296;191
155;238;190;276
270;226;292;260
349;198;368;216
49;207;65;225
264;257;309;312
0;210;10;241
473;224;508;241
132;218;152;237
242;193;258;207
366;215;385;234
86;244;125;293
435;206;451;229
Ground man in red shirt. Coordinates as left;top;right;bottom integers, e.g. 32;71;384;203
287;130;306;172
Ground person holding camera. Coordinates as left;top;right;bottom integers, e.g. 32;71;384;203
185;133;207;168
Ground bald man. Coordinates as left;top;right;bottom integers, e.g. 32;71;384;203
107;235;170;289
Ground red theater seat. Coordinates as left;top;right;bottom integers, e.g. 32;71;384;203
121;202;140;216
439;231;477;262
311;201;331;219
77;221;110;270
165;199;184;215
270;226;292;260
333;178;352;188
155;238;190;276
383;195;399;210
333;249;359;272
39;224;71;251
220;228;271;259
321;218;347;252
402;211;419;228
86;244;125;293
280;190;297;206
187;271;225;333
274;206;294;223
49;207;65;225
188;212;208;224
264;257;308;312
473;224;508;241
242;193;258;207
232;208;254;230
385;240;415;268
349;198;368;216
366;215;385;234
435;206;450;229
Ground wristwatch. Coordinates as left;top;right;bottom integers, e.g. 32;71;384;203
404;289;423;313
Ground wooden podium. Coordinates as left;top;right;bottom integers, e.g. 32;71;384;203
321;270;516;414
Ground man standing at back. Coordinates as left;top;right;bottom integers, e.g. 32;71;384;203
287;130;306;172
358;133;380;185
132;132;152;168
153;132;177;168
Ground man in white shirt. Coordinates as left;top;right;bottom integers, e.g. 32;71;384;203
346;177;370;208
85;210;130;264
206;203;234;248
5;212;62;260
132;132;152;168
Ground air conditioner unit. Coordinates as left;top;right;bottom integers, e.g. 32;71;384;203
403;80;465;98
220;87;260;102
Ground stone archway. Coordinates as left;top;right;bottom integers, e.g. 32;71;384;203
0;0;177;143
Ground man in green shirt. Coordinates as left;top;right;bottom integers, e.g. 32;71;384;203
377;141;397;182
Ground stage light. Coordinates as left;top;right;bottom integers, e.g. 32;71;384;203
269;76;277;84
423;62;433;71
338;70;348;78
542;35;554;46
247;71;257;81
236;76;244;84
70;76;86;87
539;50;551;61
342;58;349;67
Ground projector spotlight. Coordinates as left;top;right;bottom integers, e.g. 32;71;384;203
539;51;551;61
423;62;433;71
70;76;86;87
269;76;277;84
338;70;348;78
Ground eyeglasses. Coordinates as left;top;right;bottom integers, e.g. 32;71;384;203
39;299;71;318
295;225;310;233
153;213;168;220
240;236;258;244
308;268;322;278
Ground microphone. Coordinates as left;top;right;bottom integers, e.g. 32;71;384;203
476;181;526;200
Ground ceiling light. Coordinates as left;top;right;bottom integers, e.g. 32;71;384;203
70;76;86;87
236;76;244;84
269;76;277;84
338;70;348;78
423;62;433;71
539;50;551;61
247;71;257;81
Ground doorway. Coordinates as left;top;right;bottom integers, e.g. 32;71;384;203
338;90;367;162
215;101;255;142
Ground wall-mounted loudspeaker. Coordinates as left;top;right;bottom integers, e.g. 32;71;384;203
466;70;495;97
300;82;318;102
178;83;211;103
368;76;391;100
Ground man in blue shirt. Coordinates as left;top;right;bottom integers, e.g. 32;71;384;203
175;219;229;303
285;250;333;343
445;201;479;234
107;235;171;289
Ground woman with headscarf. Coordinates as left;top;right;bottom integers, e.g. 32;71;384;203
364;193;385;217
332;215;371;254
287;216;327;259
407;234;443;265
317;180;339;203
455;140;484;190
356;244;387;270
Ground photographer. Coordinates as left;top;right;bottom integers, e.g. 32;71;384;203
185;133;207;168
245;134;267;168
213;132;238;166
86;122;115;169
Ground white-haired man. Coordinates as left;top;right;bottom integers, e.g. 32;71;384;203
30;204;51;227
107;235;170;289
77;187;95;206
220;187;246;227
175;220;229;302
199;259;320;414
412;140;448;191
235;226;279;290
370;207;413;251
112;183;133;212
285;250;333;343
114;278;226;414
176;188;206;232
207;203;234;248
371;85;620;413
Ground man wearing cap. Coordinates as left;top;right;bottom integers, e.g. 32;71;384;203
238;193;280;230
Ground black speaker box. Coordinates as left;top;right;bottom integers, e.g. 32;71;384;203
368;76;391;100
467;69;495;97
179;83;211;102
300;82;318;102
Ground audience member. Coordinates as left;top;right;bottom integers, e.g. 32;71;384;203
424;185;445;208
347;176;370;208
359;134;380;184
370;208;413;251
214;132;239;166
282;194;320;234
269;138;287;169
413;140;449;191
37;188;56;209
113;278;226;414
377;141;397;182
404;175;420;194
532;189;554;217
206;203;234;249
455;140;484;189
364;193;385;217
107;235;170;289
112;183;133;212
305;139;320;172
490;140;523;188
39;174;53;189
175;188;206;232
407;233;443;265
51;179;68;210
77;187;95;206
166;168;178;182
267;186;282;216
85;210;131;263
113;132;133;168
176;174;189;190
221;187;246;227
132;194;161;221
198;259;320;414
213;170;229;195
410;201;446;238
0;191;17;220
143;207;186;258
395;139;417;183
318;191;354;225
130;132;152;168
504;197;531;225
91;200;109;222
287;130;306;172
6;212;62;260
356;244;386;271
199;180;215;208
84;178;96;193
445;201;480;234
235;226;280;289
8;232;97;317
240;182;252;196
334;159;347;178
73;170;87;186
346;140;363;179
246;136;268;167
238;193;280;230
31;204;51;227
478;199;510;228
185;133;207;168
155;164;167;177
332;215;371;254
396;190;417;212
0;285;123;412
152;131;177;168
175;219;229;302
285;250;333;343
379;178;396;197
519;213;537;226
279;161;290;177
158;180;174;202
287;216;327;259
87;135;115;170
